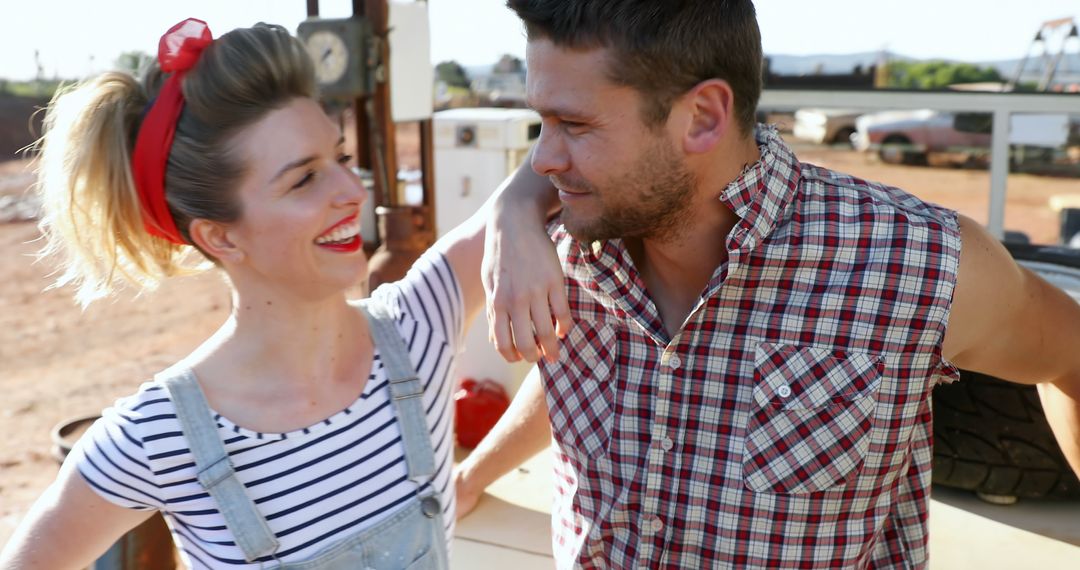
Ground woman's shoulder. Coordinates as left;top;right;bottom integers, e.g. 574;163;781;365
365;249;462;341
103;378;175;417
69;379;179;510
83;380;172;445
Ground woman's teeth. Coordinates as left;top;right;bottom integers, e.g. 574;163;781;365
314;220;361;245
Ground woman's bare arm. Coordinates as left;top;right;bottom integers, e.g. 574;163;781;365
0;460;154;569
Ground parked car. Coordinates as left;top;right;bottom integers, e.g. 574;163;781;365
792;108;863;147
853;109;1073;167
852;110;984;165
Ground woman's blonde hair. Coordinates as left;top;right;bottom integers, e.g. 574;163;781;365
35;23;315;306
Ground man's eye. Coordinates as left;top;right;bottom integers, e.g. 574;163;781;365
338;154;354;165
291;171;315;190
563;121;588;133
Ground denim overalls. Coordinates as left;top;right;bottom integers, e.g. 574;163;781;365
162;299;450;569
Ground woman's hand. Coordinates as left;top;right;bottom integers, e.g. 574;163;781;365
483;152;571;364
484;203;571;364
453;465;483;520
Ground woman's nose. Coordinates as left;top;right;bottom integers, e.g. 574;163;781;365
333;164;367;207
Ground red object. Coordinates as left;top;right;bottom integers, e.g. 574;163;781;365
453;378;510;449
132;18;214;245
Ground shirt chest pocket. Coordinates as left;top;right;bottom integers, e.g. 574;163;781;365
742;342;883;494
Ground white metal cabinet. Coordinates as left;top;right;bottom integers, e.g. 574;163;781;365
433;108;542;393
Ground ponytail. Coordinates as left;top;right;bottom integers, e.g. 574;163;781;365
36;73;200;307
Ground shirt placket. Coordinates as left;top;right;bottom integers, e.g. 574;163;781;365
639;329;692;568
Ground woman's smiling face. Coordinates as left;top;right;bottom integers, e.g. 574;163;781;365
220;97;369;299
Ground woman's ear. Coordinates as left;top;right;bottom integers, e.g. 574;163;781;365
189;219;244;264
682;79;735;155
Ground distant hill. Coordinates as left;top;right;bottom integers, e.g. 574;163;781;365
977;54;1080;83
765;52;905;75
766;51;1080;84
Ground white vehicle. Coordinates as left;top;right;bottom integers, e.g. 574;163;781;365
792;107;863;147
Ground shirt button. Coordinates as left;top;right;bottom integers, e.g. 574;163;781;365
644;515;665;534
661;437;674;451
777;385;792;398
668;355;682;370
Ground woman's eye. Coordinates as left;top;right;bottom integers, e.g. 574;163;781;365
291;171;315;190
337;154;354;165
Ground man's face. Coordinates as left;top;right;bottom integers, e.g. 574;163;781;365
525;39;696;244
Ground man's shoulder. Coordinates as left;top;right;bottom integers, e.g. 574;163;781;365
796;161;959;231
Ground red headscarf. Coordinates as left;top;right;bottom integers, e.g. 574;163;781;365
131;18;213;245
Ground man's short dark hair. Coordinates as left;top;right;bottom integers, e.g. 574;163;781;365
507;0;762;134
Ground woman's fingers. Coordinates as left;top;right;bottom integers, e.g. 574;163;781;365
489;299;522;362
531;297;560;362
510;303;541;363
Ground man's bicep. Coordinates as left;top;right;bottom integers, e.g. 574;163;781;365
944;216;1028;372
945;215;1080;383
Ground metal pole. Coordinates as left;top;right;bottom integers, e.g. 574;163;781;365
419;118;436;231
988;109;1011;240
361;0;435;289
350;0;377;206
360;0;398;207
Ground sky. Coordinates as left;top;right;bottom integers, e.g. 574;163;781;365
1;0;1078;81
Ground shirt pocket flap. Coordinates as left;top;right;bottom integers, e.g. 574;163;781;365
753;342;883;410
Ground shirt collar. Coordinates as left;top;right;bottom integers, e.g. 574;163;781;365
567;123;804;341
718;124;803;251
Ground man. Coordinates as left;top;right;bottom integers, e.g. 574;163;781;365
455;1;1080;568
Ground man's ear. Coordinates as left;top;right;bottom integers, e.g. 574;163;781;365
681;79;735;155
189;218;244;264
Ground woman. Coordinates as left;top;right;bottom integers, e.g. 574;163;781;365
0;18;548;569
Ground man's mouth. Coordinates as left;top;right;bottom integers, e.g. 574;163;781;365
551;176;591;196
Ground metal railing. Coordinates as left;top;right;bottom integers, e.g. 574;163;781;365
759;89;1080;239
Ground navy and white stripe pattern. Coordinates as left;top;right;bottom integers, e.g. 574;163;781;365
70;251;464;568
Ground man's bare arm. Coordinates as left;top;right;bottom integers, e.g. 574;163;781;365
944;214;1080;476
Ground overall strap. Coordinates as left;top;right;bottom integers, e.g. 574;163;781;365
359;299;437;483
161;370;280;562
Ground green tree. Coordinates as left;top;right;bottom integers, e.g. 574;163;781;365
435;60;471;89
114;51;153;76
493;54;524;74
887;60;1002;90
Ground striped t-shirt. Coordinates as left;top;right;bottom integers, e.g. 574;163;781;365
70;251;464;568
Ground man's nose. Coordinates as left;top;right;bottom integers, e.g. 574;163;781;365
530;123;570;176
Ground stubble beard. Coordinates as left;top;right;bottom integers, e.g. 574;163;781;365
557;140;697;245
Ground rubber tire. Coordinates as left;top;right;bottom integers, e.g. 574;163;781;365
878;134;927;166
932;242;1080;500
831;127;857;149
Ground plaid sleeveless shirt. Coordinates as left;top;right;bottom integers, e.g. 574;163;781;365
540;125;962;569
